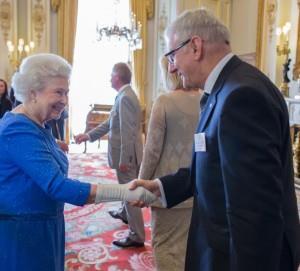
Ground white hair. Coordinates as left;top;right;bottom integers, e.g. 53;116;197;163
165;8;230;46
11;53;71;103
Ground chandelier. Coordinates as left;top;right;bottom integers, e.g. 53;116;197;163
96;1;142;51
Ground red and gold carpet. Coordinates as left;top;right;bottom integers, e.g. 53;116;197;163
65;153;156;271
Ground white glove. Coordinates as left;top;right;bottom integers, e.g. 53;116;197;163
95;182;157;205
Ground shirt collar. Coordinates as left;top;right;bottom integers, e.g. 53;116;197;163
118;84;130;94
204;52;234;94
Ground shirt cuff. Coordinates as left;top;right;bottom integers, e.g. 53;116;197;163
154;178;167;208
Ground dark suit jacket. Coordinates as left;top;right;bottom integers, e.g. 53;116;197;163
0;97;12;119
161;56;300;271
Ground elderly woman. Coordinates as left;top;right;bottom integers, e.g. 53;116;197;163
0;53;156;271
138;56;201;271
0;78;12;118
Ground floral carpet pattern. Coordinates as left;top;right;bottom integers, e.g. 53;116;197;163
65;153;156;271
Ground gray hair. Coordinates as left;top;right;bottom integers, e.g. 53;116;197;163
113;62;132;84
160;56;183;90
11;53;71;103
165;8;230;46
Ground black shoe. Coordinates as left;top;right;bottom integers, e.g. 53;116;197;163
112;237;144;248
108;210;128;224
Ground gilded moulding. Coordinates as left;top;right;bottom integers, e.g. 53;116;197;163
158;3;167;51
146;0;154;19
266;0;277;40
293;0;300;80
51;0;60;12
32;0;45;46
256;0;265;69
0;0;11;41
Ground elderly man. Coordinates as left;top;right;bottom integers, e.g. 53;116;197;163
75;62;145;248
132;8;300;271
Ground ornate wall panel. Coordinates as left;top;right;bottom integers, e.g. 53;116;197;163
151;0;176;101
0;0;12;41
0;0;17;81
0;0;51;80
28;0;50;53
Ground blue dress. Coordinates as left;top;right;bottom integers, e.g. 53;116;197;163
0;112;91;271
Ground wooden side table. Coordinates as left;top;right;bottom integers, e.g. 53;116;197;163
84;104;112;153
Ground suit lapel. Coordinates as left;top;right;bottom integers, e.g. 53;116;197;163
197;56;242;132
197;94;217;132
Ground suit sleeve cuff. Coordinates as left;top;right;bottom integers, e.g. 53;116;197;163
154;178;167;207
86;133;92;142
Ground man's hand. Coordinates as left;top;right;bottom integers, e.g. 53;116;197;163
129;179;161;207
74;133;89;144
56;140;69;153
94;182;157;205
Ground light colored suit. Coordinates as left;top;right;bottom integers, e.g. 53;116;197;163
88;85;144;242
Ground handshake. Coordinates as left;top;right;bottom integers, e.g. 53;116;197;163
95;180;159;206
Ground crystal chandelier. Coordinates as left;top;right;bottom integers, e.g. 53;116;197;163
96;1;142;51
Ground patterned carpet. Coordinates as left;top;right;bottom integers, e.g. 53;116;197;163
65;153;156;271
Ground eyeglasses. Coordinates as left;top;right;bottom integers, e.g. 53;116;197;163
164;38;191;64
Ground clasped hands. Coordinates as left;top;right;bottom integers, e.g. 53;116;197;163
95;179;161;207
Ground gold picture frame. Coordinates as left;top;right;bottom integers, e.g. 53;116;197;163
293;1;300;80
256;0;265;69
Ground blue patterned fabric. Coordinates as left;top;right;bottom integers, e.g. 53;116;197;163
0;112;91;271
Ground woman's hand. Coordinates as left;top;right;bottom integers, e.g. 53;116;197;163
56;140;69;153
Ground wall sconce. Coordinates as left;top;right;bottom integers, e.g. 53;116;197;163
276;22;291;97
6;38;35;70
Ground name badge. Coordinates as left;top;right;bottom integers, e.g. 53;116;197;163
194;132;206;152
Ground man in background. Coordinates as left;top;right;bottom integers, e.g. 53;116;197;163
75;62;145;248
132;8;300;271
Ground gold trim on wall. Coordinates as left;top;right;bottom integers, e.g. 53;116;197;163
266;0;277;40
32;0;45;46
256;0;265;69
0;0;11;41
146;0;154;19
293;0;300;80
51;0;60;12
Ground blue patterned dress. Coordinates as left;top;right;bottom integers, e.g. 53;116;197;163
0;112;91;271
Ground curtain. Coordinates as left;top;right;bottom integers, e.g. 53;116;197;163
54;0;78;143
57;0;78;64
130;0;153;106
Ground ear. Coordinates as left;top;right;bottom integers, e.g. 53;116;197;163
191;36;204;60
29;89;38;102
